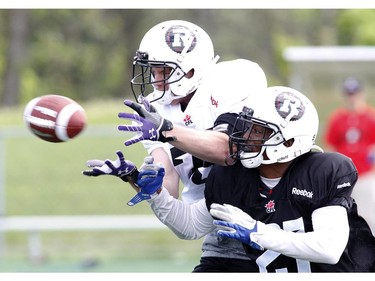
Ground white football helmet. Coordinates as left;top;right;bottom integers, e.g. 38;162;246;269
131;20;219;104
229;86;319;168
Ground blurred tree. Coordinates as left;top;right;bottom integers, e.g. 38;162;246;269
0;9;373;108
25;10;132;102
338;10;375;45
1;10;29;107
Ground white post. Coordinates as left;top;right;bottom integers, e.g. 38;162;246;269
0;133;6;257
28;231;43;263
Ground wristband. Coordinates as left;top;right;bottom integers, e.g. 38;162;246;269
120;168;139;184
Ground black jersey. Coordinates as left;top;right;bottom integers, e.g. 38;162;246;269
204;151;375;272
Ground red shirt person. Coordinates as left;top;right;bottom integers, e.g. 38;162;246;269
325;77;375;235
325;77;375;175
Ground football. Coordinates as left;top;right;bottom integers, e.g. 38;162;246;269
23;94;87;143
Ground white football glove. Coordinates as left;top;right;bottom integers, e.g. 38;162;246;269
210;203;264;251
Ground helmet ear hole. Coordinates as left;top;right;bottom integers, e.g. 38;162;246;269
284;138;294;148
186;69;195;79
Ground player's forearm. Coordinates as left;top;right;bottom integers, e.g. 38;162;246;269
253;206;349;264
150;147;180;199
164;125;230;166
148;187;215;240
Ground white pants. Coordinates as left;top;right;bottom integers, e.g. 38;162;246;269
351;172;375;236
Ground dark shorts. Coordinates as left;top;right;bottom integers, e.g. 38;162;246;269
192;256;257;272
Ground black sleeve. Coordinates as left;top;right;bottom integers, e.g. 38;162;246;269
212;112;239;134
301;152;358;211
326;152;358;210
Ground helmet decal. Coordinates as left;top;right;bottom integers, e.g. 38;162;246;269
275;91;305;123
229;86;318;168
165;25;197;53
132;20;216;104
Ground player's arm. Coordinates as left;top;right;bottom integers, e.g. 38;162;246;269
164;126;230;166
150;147;180;199
118;98;235;166
165;112;238;166
128;158;216;239
253;205;349;264
211;204;349;264
149;188;215;240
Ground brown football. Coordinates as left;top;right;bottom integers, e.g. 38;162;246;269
23;94;87;143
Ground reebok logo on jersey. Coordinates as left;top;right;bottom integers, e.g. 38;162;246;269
291;187;313;198
337;182;351;189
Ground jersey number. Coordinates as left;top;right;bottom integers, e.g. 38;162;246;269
255;217;311;272
171;147;211;185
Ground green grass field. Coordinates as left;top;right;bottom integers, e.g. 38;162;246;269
0;99;203;272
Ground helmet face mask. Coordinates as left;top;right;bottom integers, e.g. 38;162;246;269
229;110;286;168
228;86;319;168
131;51;186;103
131;20;218;105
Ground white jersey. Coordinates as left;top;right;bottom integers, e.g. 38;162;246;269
142;59;267;204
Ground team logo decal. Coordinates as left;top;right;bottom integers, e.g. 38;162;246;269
274;92;305;121
211;95;219;108
183;114;193;126
165;25;197;53
148;128;157;140
264;200;276;213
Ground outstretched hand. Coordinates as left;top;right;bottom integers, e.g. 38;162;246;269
127;156;165;206
118;97;175;146
210;203;264;251
82;150;139;183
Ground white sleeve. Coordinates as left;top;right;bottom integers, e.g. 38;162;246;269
141;139;165;154
147;187;215;240
252;205;349;264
